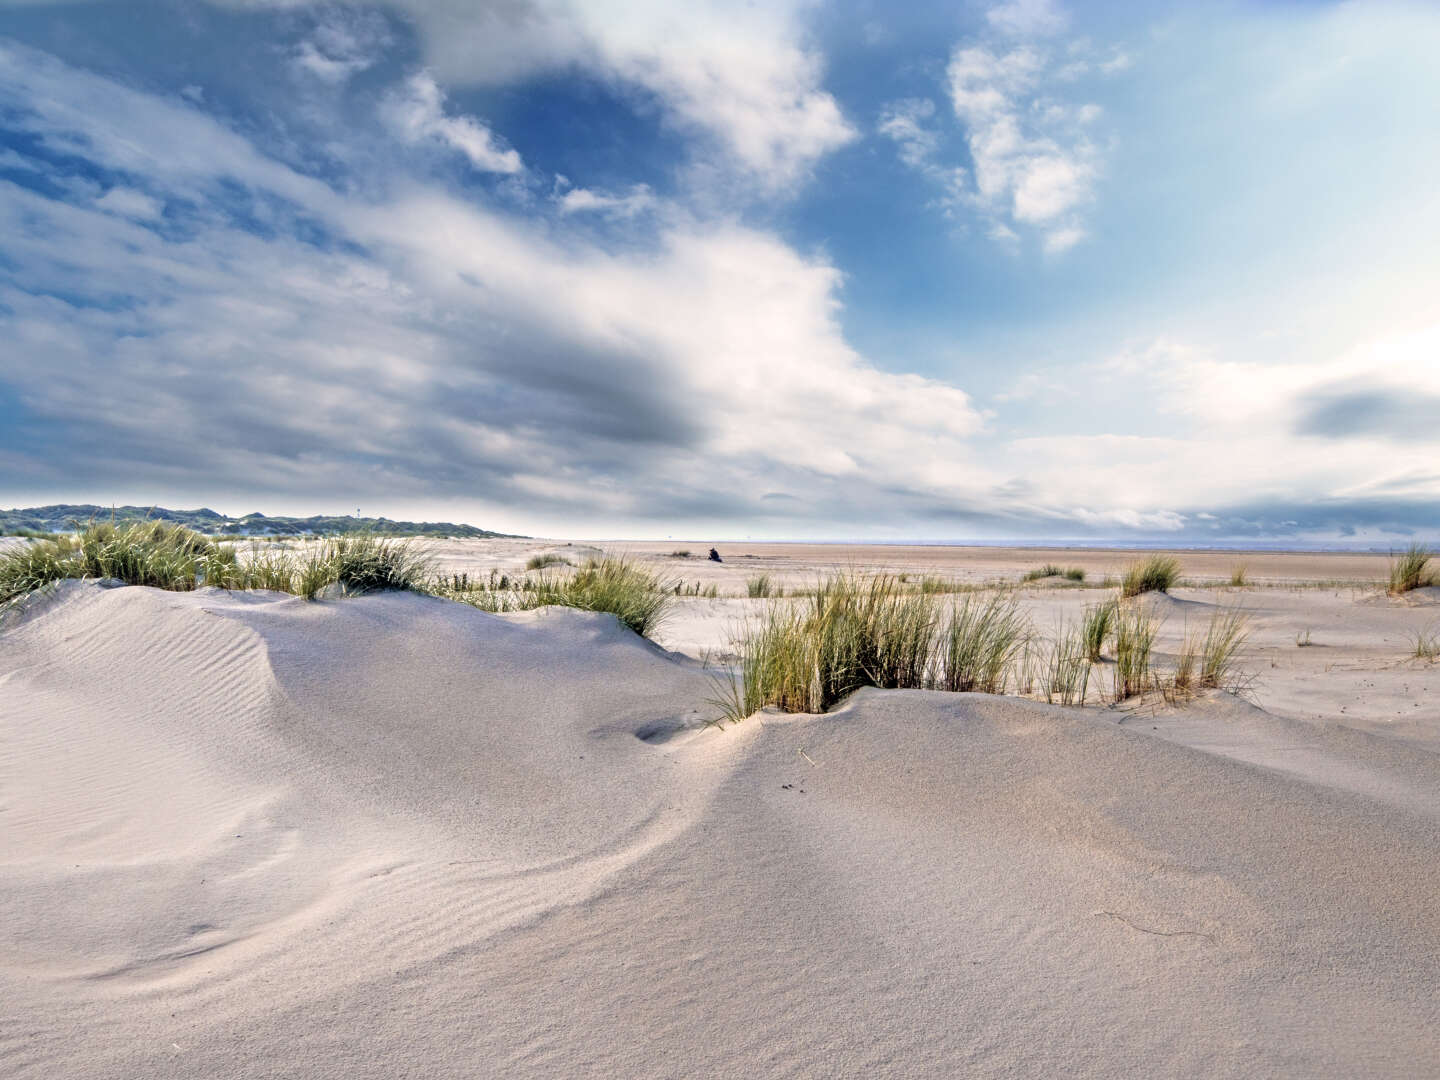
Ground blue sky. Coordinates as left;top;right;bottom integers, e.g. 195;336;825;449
1;0;1438;540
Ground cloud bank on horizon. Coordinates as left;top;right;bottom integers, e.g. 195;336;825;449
0;0;1438;540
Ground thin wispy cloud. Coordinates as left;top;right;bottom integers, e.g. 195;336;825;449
382;73;523;174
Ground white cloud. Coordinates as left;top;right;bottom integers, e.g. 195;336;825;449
93;187;164;220
293;10;391;83
197;0;854;192
373;0;854;192
878;98;940;169
879;4;1118;252
1099;51;1132;74
1041;224;1085;253
556;184;656;218
947;41;1100;244
44;0;853;194
989;328;1440;527
877;98;970;219
381;72;523;174
986;0;1068;38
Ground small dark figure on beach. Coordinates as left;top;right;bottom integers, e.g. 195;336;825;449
709;547;722;563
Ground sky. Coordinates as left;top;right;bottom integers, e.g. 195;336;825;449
1;0;1438;541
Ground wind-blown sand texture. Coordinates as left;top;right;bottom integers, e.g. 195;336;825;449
2;547;1438;1077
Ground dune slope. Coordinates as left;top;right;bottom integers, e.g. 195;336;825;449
1;583;1437;1077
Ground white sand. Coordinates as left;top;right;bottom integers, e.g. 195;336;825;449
2;575;1438;1077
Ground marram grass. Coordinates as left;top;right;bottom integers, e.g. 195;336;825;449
438;555;674;638
1120;555;1181;598
1080;598;1117;663
0;524;433;609
1389;543;1436;595
1112;603;1158;700
712;575;1030;722
1;521;235;602
1031;620;1092;706
1021;564;1085;583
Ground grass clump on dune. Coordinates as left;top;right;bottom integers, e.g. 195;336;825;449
444;556;674;638
526;553;571;571
0;524;439;610
297;535;432;599
1389;543;1436;595
714;573;943;718
1112;604;1158;700
1164;605;1251;702
1021;564;1085;583
747;574;773;598
1032;621;1092;707
1080;599;1117;663
542;556;673;637
931;592;1028;693
1198;605;1250;690
713;575;1031;721
1229;563;1249;587
1412;623;1440;661
1170;631;1199;699
0;521;240;603
1120;555;1181;598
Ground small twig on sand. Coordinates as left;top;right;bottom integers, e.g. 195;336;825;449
798;748;817;767
1093;910;1214;943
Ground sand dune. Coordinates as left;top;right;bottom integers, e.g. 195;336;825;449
3;581;1438;1077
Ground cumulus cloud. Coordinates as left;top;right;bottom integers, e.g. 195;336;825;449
381;72;523;174
947;39;1101;247
876;2;1124;251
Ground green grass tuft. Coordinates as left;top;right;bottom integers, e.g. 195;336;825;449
1389;543;1436;595
1121;555;1181;598
544;556;673;637
525;553;572;571
714;573;948;719
0;521;239;603
437;555;674;637
1412;623;1440;661
931;592;1028;694
1021;563;1064;581
1198;604;1250;690
1032;621;1092;706
1020;564;1084;584
296;535;432;599
746;574;773;598
1113;604;1159;700
1080;599;1117;663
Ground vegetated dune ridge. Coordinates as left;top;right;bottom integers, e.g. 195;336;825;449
2;584;1438;1078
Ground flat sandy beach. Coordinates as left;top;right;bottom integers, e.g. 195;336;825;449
2;540;1437;1077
